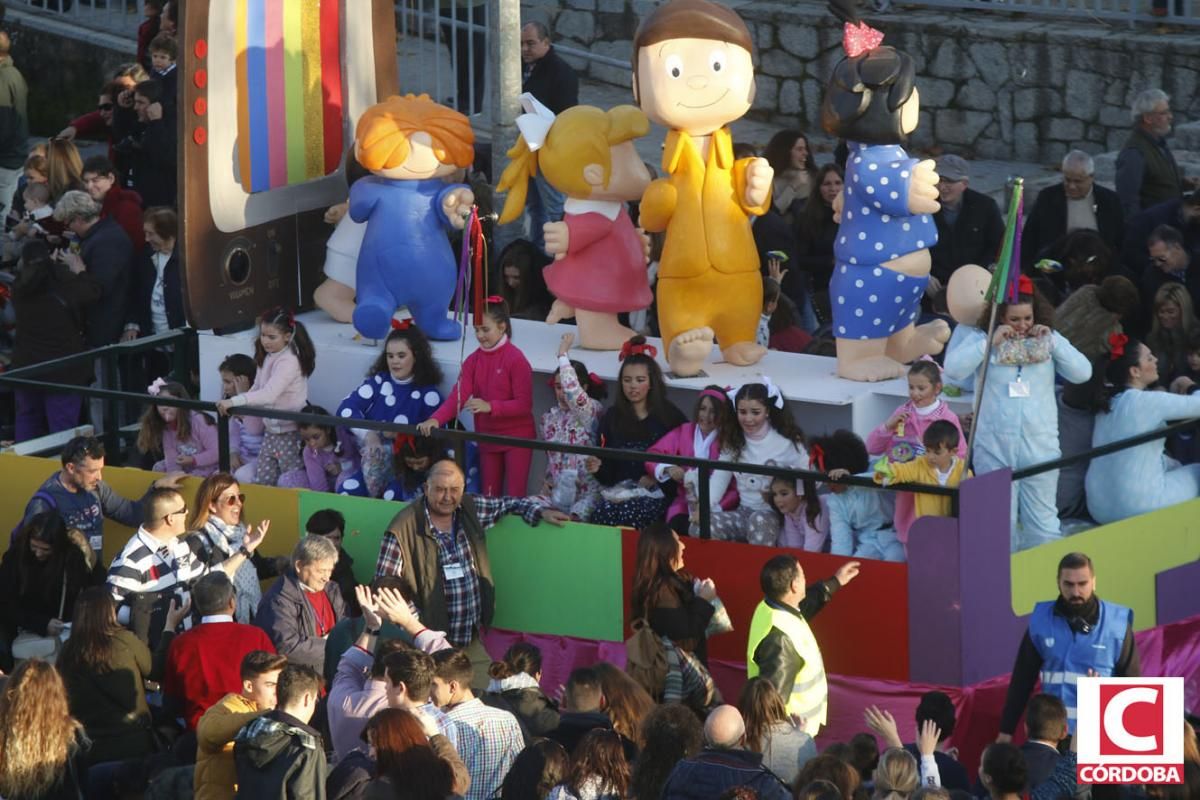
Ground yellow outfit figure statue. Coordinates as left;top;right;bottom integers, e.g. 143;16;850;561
633;0;773;377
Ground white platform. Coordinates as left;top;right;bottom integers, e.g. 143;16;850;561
198;311;973;444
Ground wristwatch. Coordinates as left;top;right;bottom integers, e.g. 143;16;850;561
365;625;382;636
238;545;253;559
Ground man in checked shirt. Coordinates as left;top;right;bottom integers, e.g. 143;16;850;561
376;459;570;688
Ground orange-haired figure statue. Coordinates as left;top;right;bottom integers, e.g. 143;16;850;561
633;0;773;377
350;94;475;340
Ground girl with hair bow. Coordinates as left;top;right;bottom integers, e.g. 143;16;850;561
1084;333;1200;524
419;296;536;495
706;378;809;545
137;378;219;477
497;94;654;351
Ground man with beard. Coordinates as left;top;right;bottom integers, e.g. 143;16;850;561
996;552;1139;741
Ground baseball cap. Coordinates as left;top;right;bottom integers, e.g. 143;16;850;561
935;154;969;182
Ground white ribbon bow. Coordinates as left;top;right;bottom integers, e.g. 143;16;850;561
727;376;786;409
514;92;556;152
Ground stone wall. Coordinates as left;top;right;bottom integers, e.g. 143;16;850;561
7;16;134;137
524;0;1200;162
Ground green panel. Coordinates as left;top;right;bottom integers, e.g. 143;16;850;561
296;491;405;585
294;492;625;641
488;517;625;642
1010;497;1200;629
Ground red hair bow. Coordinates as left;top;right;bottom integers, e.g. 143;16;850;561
619;340;658;361
809;444;826;473
1109;332;1129;360
588;372;603;386
392;433;417;455
391;318;413;331
1017;274;1034;297
485;295;504;305
843;21;884;58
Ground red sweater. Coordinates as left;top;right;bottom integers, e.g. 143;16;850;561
163;620;276;729
432;336;536;439
102;185;144;251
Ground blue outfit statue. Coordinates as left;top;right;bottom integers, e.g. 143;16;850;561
944;327;1091;550
1086;389;1200;524
349;177;468;341
832;142;937;341
827;478;902;562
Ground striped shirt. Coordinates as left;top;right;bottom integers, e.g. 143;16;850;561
107;527;208;628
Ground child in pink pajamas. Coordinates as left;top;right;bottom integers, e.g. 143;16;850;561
420;297;536;496
537;333;607;519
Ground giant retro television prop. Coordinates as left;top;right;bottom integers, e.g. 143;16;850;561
181;0;398;331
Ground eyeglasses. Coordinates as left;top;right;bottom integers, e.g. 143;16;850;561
221;493;247;506
1151;256;1171;266
97;103;114;111
164;505;189;520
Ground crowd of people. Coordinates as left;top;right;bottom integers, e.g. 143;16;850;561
1;441;1195;799
0;6;1198;799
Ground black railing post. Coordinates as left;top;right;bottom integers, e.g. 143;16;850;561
103;352;121;459
698;465;711;539
217;414;231;473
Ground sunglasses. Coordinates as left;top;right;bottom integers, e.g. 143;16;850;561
221;493;247;506
97;103;114;111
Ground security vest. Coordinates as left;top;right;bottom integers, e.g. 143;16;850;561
746;599;828;737
1029;599;1131;733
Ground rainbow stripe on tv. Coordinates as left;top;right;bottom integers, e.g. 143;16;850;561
235;0;345;193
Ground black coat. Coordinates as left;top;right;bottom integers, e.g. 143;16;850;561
79;217;134;347
0;543;107;641
234;710;327;800
11;267;101;384
930;188;1005;282
521;47;579;115
1021;183;1124;269
116;116;177;209
128;245;185;335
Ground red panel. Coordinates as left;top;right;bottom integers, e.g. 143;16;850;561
621;530;909;682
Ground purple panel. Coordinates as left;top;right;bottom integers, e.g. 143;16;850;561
959;469;1030;684
908;514;963;685
1156;561;1200;626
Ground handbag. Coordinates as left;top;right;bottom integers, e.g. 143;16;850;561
11;579;68;663
624;618;668;698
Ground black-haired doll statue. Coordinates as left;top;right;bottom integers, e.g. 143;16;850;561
821;1;950;382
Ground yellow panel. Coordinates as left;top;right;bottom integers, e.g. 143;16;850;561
1010;498;1200;630
0;454;301;567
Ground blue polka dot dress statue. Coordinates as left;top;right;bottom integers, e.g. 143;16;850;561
821;6;951;381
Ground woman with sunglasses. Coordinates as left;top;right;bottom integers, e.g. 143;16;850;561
188;472;276;624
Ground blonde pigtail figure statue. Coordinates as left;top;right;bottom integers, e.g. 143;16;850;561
631;0;774;377
497;93;654;351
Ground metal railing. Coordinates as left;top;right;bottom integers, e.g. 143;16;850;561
882;0;1197;27
0;335;958;541
8;0;146;36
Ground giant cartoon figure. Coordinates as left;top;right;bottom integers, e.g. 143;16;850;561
497;94;653;350
350;94;475;341
821;3;950;381
632;0;773;377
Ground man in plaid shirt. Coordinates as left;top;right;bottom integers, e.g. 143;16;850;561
376;460;568;687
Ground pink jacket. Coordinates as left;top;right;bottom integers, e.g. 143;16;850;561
777;494;830;552
647;422;738;521
161;412;220;477
231;349;309;435
866;399;965;542
432;337;536;441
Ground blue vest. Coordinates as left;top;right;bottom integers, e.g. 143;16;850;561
1029;599;1132;732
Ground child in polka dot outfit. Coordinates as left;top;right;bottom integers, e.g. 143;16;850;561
336;322;445;497
821;12;949;381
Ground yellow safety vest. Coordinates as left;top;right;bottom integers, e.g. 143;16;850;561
746;599;828;737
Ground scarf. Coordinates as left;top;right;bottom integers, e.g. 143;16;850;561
486;672;542;694
204;517;262;624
